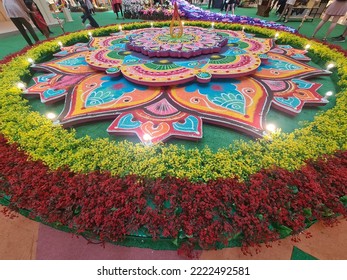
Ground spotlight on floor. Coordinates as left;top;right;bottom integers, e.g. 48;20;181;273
266;123;277;133
143;133;153;146
17;82;26;90
326;63;335;70
325;91;333;100
46;112;57;120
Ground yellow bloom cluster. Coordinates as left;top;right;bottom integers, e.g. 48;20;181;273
0;21;346;182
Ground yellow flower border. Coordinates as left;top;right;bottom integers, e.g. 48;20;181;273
0;21;346;182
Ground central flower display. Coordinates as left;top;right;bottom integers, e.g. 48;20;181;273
26;26;330;144
127;27;229;58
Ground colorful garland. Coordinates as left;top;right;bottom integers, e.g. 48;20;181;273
0;21;346;255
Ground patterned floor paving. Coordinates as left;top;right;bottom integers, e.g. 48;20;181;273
1;206;346;260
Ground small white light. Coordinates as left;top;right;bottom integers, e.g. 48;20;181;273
325;91;333;97
211;22;215;28
274;32;279;39
143;133;152;142
88;31;92;37
17;82;26;90
27;58;34;64
242;26;245;32
182;21;185;26
119;25;122;31
304;44;311;50
46;112;57;120
58;41;63;48
266;123;276;133
150;22;154;28
326;63;335;70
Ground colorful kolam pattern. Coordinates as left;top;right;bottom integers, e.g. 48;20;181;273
269;45;311;62
53;43;91;57
25;27;331;144
85;28;264;86
127;27;228;58
33;51;95;75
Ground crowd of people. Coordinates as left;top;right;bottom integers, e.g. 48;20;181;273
1;0;124;45
210;0;347;42
1;0;346;46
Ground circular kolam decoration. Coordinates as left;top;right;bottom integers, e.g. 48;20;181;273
1;21;346;257
25;25;330;144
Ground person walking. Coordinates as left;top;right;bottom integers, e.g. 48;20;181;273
312;0;347;41
85;0;95;14
2;0;40;46
79;0;99;28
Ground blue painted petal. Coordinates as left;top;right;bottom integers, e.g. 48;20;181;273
37;73;56;83
222;47;246;56
175;59;209;69
292;54;306;58
43;88;66;99
228;37;241;43
260;59;301;71
292;79;313;89
57;56;87;66
274;97;301;109
86;90;119;107
117;114;141;129
212;92;246;114
122;55;148;66
173;116;199;133
108;44;126;50
55;50;69;56
279;45;293;49
85;76;148;107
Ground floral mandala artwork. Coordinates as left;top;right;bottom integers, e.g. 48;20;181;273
1;21;347;257
25;27;330;144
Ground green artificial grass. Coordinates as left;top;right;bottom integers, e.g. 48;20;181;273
291;246;318;260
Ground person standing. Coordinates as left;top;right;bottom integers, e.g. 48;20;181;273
225;0;238;15
331;25;347;42
312;0;347;41
24;0;52;38
276;0;287;15
2;0;40;46
112;0;123;19
220;0;228;11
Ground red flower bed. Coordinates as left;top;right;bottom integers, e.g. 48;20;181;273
0;134;346;256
